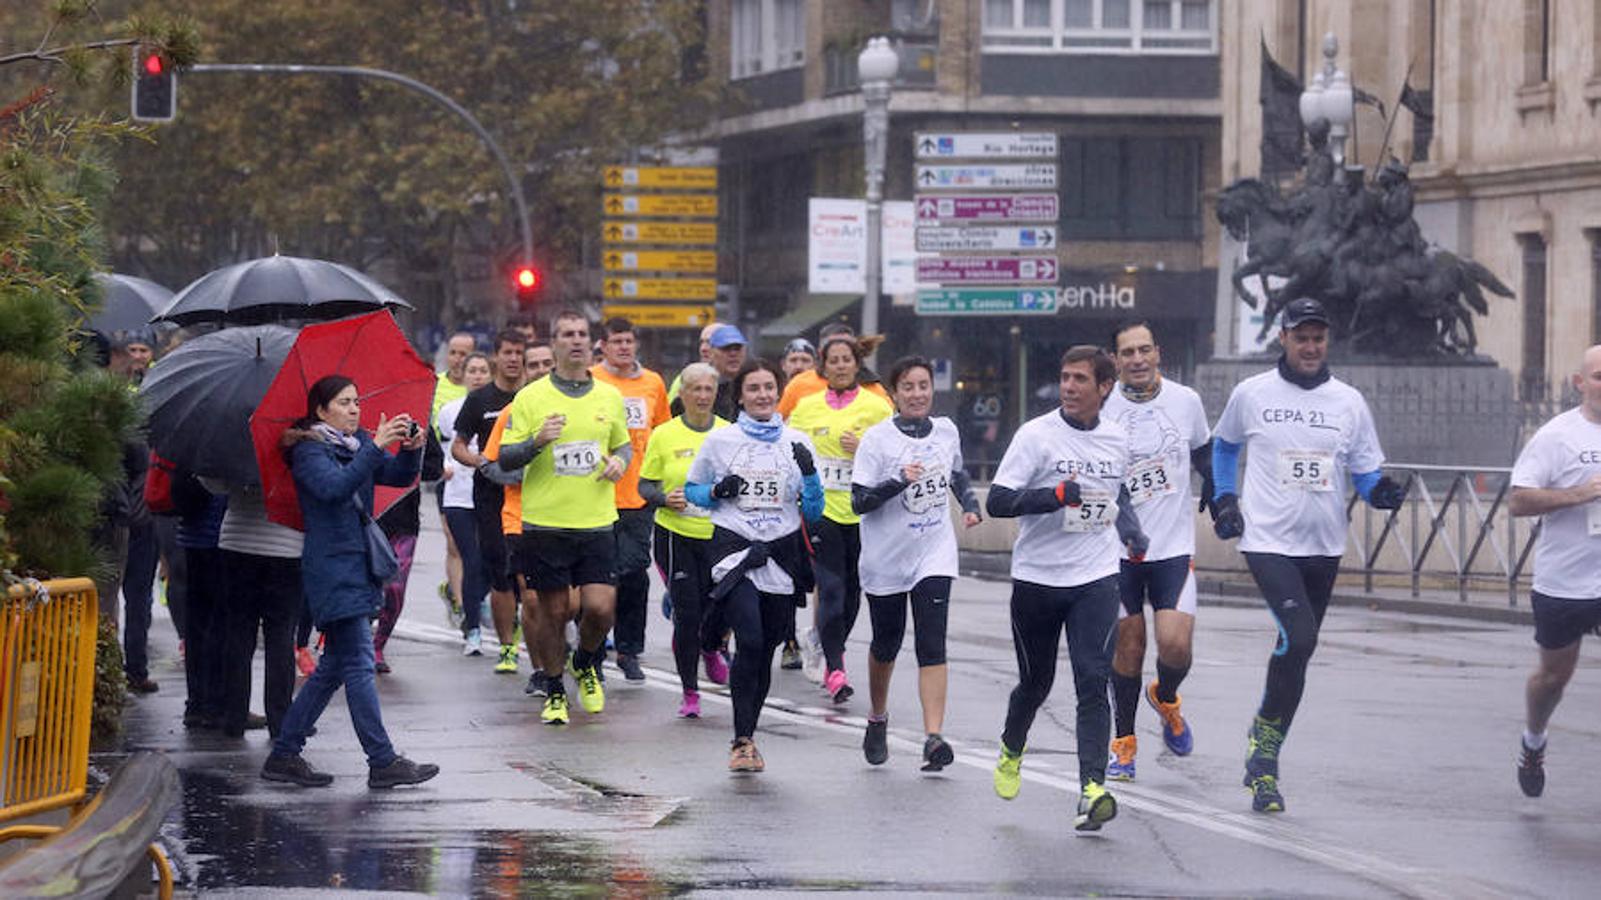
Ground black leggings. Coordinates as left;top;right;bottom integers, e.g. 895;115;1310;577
723;578;791;740
1243;552;1341;732
1001;576;1120;787
867;576;952;667
813;518;861;672
652;527;723;693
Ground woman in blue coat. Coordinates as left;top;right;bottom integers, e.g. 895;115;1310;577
260;375;440;789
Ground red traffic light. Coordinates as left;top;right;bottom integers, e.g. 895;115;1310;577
143;53;164;76
514;267;539;290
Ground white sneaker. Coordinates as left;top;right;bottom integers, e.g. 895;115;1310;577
462;628;483;656
800;625;825;684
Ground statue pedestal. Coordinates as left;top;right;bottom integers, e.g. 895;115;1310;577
1194;358;1519;467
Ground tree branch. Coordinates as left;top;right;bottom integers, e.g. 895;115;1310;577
0;38;142;68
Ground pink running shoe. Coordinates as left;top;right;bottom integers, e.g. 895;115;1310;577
678;691;701;719
702;650;729;685
825;669;853;703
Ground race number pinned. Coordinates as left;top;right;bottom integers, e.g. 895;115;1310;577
1126;456;1175;504
736;467;784;511
553;440;602;476
1061;487;1116;532
818;456;853;492
1278;449;1334;492
902;465;950;515
623;397;648;430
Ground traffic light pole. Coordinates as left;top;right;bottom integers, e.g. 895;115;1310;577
187;63;533;264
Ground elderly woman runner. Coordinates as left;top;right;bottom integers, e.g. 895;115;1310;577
260;375;440;789
684;359;824;772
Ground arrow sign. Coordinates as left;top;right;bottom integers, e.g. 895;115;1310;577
603;166;718;189
916;256;1059;285
914;132;1058;159
601;221;718;245
602;250;717;273
915;164;1057;190
914;288;1060;316
915;225;1059;253
602;278;717;300
914;194;1059;223
602;194;718;218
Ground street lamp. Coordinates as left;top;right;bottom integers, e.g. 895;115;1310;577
858;36;898;355
1299;32;1354;177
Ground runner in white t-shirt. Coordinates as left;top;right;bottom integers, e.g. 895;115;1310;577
1100;322;1212;781
985;345;1150;833
435;353;492;657
1509;344;1601;799
1210;298;1406;814
851;356;982;773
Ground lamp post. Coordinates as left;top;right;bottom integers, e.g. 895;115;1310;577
858;37;898;354
1298;32;1354;180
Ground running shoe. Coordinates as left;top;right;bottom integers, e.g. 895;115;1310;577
1074;781;1118;831
729;738;764;773
678;691;701;719
1518;736;1546;798
1107;734;1137;781
800;626;826;683
295;646;317;677
825;669;853;704
525;671;547;697
1247;773;1285;813
863;717;889;765
438;581;462;629
374;650;391;675
616;653;646;683
462;628;483;657
993;744;1024;800
780;641;803;670
576;665;605;714
702;649;729;686
494;644;518;674
1145;681;1193;756
541;691;569;725
921;733;955;772
1245;714;1284;778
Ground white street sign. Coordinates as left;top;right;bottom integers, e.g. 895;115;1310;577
916;164;1057;190
915;225;1058;253
915;132;1058;159
808;198;917;295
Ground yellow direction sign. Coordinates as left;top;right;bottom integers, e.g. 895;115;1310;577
602;303;717;328
602;250;717;273
602;220;718;245
603;277;717;301
603;166;718;190
602;194;717;218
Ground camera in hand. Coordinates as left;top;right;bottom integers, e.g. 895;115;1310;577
407;421;421;439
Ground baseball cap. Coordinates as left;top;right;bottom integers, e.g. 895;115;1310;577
709;324;747;348
783;337;816;356
1280;298;1331;329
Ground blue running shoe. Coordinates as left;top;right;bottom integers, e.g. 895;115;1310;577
1107;734;1137;781
1146;680;1193;756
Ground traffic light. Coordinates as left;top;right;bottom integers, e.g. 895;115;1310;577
132;49;176;122
513;265;542;306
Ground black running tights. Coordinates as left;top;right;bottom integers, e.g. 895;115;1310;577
723;578;791;740
1243;552;1341;732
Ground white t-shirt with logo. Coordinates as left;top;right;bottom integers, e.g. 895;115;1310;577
687;425;817;594
436;397;476;510
992;411;1131;588
1213;369;1384;557
1511;408;1601;600
1102;380;1211;562
852;417;964;595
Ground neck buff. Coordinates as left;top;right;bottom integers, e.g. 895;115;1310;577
1120;374;1163;404
737;410;783;443
893;415;932;438
1277;354;1331;390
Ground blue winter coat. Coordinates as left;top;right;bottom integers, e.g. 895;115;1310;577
290;432;421;626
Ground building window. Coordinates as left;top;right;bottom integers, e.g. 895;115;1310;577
983;0;1216;54
730;0;805;79
1059;137;1201;240
1519;233;1548;402
1523;0;1551;85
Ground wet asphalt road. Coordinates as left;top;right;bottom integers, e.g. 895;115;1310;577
115;507;1601;898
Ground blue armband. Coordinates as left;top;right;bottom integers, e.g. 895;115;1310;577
1212;438;1242;499
1352;469;1381;502
684;481;714;509
800;471;824;523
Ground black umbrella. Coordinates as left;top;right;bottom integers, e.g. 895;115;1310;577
151;255;412;326
89;273;175;336
139;325;298;484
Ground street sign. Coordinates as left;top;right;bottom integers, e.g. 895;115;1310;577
807;198;917;294
914;132;1058;159
914;194;1059;223
914;288;1060;316
602;166;718;190
601;303;717;327
602;194;718;218
602;221;718;245
602;277;717;300
915;164;1057;190
601;250;717;273
915;225;1057;253
916;256;1058;285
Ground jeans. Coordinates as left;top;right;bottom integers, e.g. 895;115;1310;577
220;550;301;736
273;614;398;769
122;519;160;680
183;546;227;721
374;533;418;653
444;508;485;634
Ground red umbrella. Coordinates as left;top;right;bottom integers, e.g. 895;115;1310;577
249;311;435;529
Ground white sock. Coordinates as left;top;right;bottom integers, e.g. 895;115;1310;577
1522;729;1547;751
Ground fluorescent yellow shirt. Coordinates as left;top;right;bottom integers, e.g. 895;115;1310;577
502;377;630;529
432;371;468;437
788;387;893;525
639;416;729;540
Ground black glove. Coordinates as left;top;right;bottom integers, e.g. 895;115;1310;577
1197;471;1217;516
1054;479;1082;508
1212;492;1243;541
743;541;770;568
791;442;815;476
1369;475;1407;510
712;473;746;499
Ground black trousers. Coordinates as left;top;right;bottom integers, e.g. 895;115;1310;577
220;550;302;736
724;578;792;740
1000;576;1120;787
612;507;655;656
122;519;160;680
1243;552;1341;733
812;518;862;672
653;527;722;693
183;546;227;720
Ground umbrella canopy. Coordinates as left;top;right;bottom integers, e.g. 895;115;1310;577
89;273;176;337
139;325;298;485
250;311;435;530
153;255;412;327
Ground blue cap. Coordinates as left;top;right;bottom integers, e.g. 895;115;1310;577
709;324;748;348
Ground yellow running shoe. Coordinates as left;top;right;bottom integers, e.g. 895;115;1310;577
541;692;569;725
576;665;605;714
1107;734;1137;781
494;644;518;674
993;744;1023;800
1074;781;1118;831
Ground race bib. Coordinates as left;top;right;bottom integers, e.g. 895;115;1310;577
1061;487;1116;533
552;440;602;476
1588;502;1601;538
902;465;950;515
1278;450;1335;492
735;467;784;511
1126;456;1175;504
623;397;648;430
818;456;853;492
